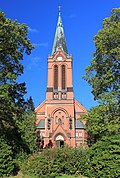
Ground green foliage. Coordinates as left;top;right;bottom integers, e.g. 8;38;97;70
0;137;15;177
9;172;86;178
14;101;37;173
84;135;120;178
26;96;35;112
56;175;86;178
83;8;120;102
0;10;34;176
18;111;36;153
0;10;34;150
21;147;87;178
82;8;120;178
82;104;120;146
82;5;120;152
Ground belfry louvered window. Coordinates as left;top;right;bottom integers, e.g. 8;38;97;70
54;65;58;90
62;65;66;90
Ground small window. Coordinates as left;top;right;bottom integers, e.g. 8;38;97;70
48;118;51;130
79;132;82;137
62;116;64;124
58;118;62;124
61;92;66;99
53;92;58;99
56;116;58;124
76;132;79;137
69;116;72;129
41;132;45;137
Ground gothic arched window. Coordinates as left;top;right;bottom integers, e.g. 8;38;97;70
69;116;72;129
61;65;66;90
54;65;58;90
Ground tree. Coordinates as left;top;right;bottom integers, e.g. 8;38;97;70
0;10;34;176
18;97;36;153
82;8;120;141
83;104;119;146
0;10;34;141
26;96;35;112
82;8;120;178
85;135;120;178
83;8;120;104
0;137;15;177
20;97;36;153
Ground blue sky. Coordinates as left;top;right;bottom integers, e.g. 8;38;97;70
0;0;120;110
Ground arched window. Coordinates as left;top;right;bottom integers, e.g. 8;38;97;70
54;65;58;90
48;117;51;130
69;116;72;129
61;65;66;90
56;116;58;124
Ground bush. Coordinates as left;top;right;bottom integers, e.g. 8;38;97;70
84;135;120;178
21;147;87;177
0;137;15;177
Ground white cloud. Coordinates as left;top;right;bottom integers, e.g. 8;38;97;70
68;14;77;19
33;43;48;47
26;57;41;70
28;27;39;33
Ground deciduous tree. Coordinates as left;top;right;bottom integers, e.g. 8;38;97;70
0;10;34;176
82;8;120;178
83;8;120;104
0;10;34;143
85;135;120;178
83;8;120;142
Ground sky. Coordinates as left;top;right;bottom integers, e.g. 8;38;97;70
0;0;120;110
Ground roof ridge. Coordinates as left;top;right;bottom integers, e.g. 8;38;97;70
35;100;46;111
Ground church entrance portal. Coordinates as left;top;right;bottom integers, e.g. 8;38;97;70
56;140;64;147
55;134;64;148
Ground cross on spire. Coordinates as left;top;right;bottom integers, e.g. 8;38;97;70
58;6;61;16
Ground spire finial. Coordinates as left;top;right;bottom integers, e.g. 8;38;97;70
58;5;61;16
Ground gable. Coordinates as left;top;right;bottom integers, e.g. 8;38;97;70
74;99;87;113
74;99;87;122
35;100;46;114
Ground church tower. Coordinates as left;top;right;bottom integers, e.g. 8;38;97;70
36;8;87;148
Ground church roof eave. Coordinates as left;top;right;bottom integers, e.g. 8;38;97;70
75;120;85;129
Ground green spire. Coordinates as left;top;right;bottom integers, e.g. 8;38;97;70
52;7;68;56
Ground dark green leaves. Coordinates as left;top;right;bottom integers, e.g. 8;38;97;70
0;11;34;85
86;135;120;178
83;8;120;101
82;8;120;178
0;10;34;176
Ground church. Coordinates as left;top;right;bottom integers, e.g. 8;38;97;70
35;9;87;148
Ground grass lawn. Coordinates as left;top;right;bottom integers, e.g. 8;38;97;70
9;171;86;178
9;171;37;178
56;175;86;178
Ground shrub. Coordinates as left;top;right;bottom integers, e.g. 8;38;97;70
21;147;88;177
84;135;120;178
0;137;15;177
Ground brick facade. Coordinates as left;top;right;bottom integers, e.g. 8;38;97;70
35;10;87;148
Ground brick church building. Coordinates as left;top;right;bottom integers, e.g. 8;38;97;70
35;9;87;148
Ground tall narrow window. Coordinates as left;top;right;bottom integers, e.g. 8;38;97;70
54;65;58;90
62;65;66;90
48;118;51;130
69;116;72;129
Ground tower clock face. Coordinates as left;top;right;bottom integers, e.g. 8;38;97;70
57;56;62;61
